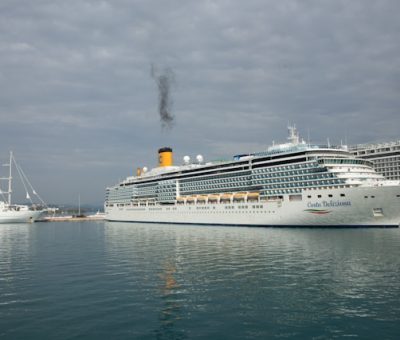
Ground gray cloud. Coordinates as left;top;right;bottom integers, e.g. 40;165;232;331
0;0;399;204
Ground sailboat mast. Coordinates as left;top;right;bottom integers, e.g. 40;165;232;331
8;151;12;205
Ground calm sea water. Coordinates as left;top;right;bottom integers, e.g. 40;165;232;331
1;222;400;339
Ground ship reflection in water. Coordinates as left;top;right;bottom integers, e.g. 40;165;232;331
101;221;400;339
155;260;185;339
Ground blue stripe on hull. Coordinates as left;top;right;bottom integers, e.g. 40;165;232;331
105;219;399;228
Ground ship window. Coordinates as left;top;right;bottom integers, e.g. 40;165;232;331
317;195;322;198
328;194;333;198
340;193;345;197
372;208;383;216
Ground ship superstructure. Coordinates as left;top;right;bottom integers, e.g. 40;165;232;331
105;127;400;227
350;140;400;181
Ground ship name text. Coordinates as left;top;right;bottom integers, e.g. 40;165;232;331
307;200;352;208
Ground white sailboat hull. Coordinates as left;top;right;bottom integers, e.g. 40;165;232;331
0;209;44;223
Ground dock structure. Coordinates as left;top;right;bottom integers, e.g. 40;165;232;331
38;214;105;222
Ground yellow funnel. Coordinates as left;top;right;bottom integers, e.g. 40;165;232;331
158;147;173;167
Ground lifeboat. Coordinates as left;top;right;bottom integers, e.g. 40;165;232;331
247;192;260;202
233;192;246;201
220;193;232;202
176;197;185;204
186;196;196;204
197;195;207;203
208;194;219;202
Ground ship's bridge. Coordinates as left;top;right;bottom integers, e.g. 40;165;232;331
317;157;386;185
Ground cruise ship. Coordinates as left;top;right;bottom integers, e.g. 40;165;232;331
105;127;400;227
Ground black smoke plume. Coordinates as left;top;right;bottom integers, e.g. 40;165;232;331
151;64;175;129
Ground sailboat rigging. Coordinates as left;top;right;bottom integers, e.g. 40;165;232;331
0;151;46;223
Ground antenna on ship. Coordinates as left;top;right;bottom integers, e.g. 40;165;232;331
287;125;300;145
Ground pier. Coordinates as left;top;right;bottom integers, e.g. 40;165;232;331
38;214;105;222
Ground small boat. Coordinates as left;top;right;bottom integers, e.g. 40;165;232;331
247;192;260;202
86;211;106;220
186;196;196;203
0;152;46;223
233;192;247;202
208;194;219;202
197;195;208;203
220;193;233;202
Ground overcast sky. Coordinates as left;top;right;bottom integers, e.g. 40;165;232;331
1;0;399;205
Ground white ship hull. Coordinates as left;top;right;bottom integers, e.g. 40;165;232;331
105;186;400;227
0;210;43;224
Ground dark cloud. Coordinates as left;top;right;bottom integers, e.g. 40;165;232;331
0;0;399;204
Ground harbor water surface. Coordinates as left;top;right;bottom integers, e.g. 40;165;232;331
1;221;400;339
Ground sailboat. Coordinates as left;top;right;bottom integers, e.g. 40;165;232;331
0;151;46;223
